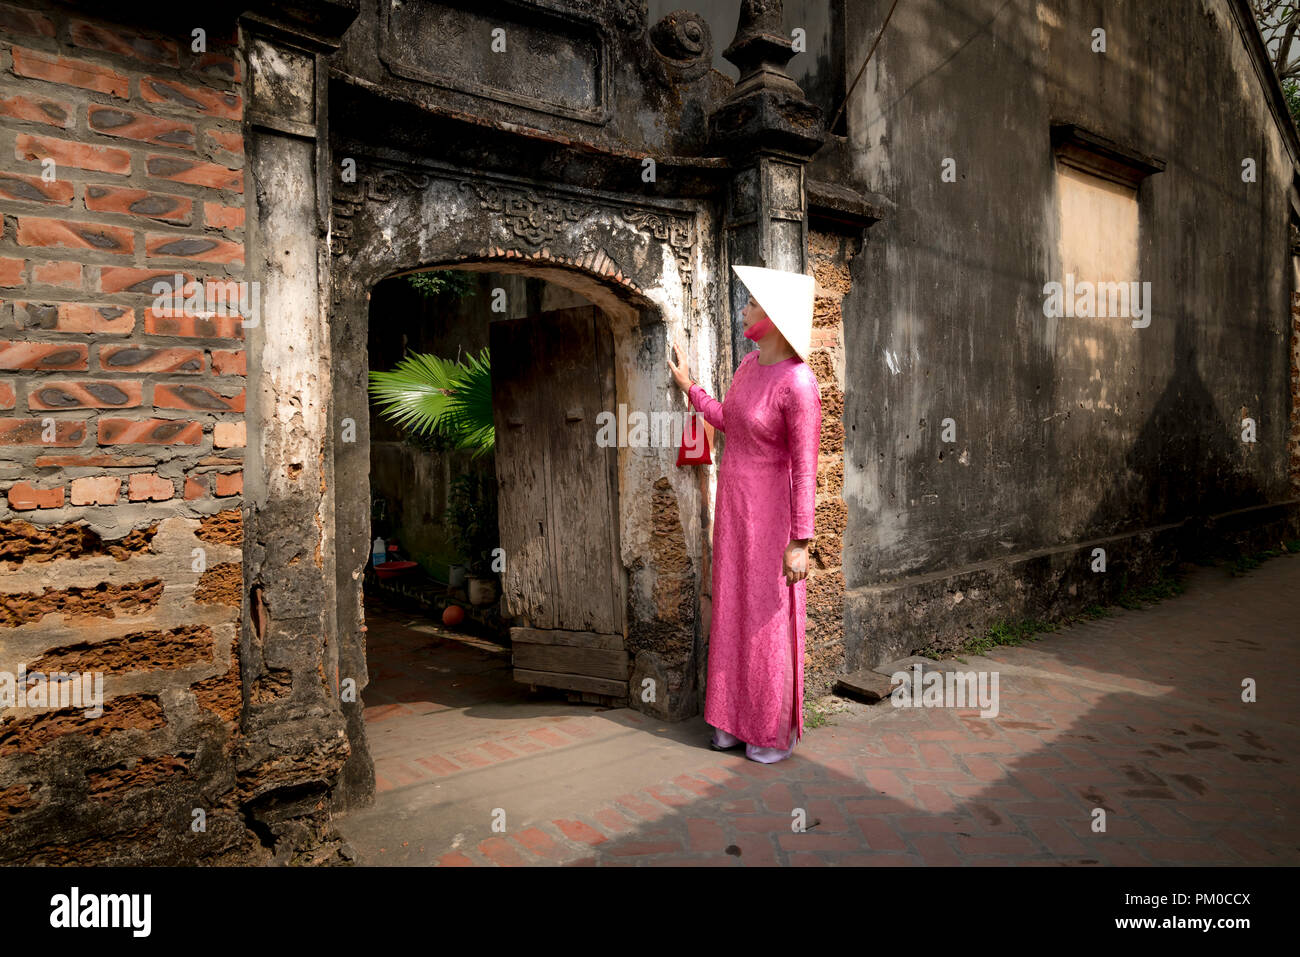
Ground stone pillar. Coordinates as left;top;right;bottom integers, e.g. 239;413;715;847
709;0;825;365
237;1;359;857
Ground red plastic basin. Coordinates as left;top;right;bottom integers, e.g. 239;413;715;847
374;560;418;580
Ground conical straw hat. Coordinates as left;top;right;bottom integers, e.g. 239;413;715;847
732;265;815;363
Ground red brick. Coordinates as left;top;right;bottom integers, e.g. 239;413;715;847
477;836;529;867
34;453;152;467
0;419;86;446
214;471;242;496
144;307;241;338
98;266;195;295
154;383;244;412
88;105;195;149
99;345;203;374
15;301;133;334
197;52;241;83
512;827;566;861
17;217;134;256
0;4;55;37
7;482;64;510
0;93;73;128
592;807;638;834
0;381;13;409
85;184;191;223
70;475;121;506
952;834;1039;856
0;171;74;205
32;261;81;287
204;129;243;155
128;472;174;501
554;819;607;846
0;258;24;287
0;341;88;371
16;133;131;175
183;473;209;500
203;202;244;229
144;233;243;265
606;840;681;857
436;851;476;867
28;380;142;410
140;77;241;120
10;48;128;98
210;350;245;375
145;155;241;192
68;19;180;67
98;418;202;445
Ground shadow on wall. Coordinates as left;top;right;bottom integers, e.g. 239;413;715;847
1082;312;1272;540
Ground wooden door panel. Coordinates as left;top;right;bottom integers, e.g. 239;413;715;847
490;305;628;700
539;307;620;634
490;315;555;628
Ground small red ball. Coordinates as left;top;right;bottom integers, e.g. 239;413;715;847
442;604;465;627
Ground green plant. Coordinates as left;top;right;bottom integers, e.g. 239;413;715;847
368;348;494;458
405;269;477;300
1285;79;1300;129
1116;566;1185;608
918;617;1053;659
444;472;499;575
803;706;829;730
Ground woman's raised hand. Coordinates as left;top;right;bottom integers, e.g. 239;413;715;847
783;540;809;585
668;335;692;393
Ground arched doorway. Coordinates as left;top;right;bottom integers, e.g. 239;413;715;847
324;158;713;810
356;262;639;804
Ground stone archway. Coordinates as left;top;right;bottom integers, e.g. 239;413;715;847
323;157;721;809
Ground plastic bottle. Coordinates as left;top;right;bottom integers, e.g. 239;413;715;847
372;536;386;566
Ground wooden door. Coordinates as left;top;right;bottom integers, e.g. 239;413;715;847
490;305;628;700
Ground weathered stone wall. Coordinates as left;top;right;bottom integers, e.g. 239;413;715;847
803;227;855;695
0;2;250;863
830;0;1300;667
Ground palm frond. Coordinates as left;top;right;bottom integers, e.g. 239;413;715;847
369;348;494;456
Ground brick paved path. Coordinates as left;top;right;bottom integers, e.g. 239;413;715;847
338;555;1300;865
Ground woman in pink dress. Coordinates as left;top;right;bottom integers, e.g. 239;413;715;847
667;265;821;764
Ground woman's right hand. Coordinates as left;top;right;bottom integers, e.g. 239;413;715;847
668;335;692;393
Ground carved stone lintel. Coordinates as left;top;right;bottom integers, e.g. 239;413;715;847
330;162;697;307
462;182;588;246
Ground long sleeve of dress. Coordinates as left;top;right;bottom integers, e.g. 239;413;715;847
781;368;821;540
687;381;725;433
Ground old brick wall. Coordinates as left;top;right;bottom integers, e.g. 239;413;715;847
0;2;252;862
804;229;856;697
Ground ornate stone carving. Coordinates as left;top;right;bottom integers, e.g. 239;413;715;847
650;10;712;79
612;0;649;32
461;182;589;246
621;208;694;286
331;161;697;307
651;10;708;58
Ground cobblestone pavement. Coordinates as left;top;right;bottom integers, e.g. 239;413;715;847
337;555;1300;866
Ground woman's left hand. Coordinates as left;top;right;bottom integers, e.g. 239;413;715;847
783;540;809;585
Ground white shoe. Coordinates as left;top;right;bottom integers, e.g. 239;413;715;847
710;726;744;750
745;727;796;764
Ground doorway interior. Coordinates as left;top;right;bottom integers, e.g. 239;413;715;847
361;267;630;793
